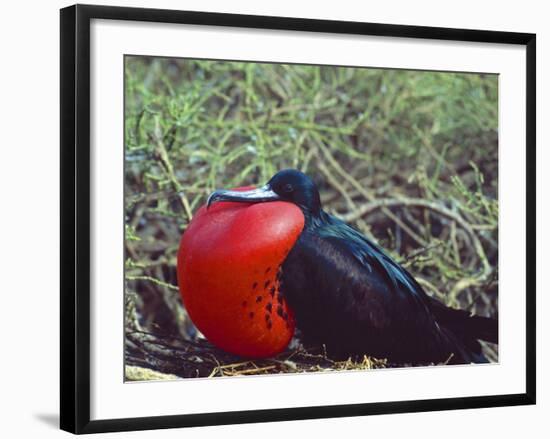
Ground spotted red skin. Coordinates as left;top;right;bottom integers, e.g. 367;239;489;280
177;188;305;358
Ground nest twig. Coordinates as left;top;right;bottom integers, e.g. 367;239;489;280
125;330;387;380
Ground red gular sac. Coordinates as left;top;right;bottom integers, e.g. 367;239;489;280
177;187;305;358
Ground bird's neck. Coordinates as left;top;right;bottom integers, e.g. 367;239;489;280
302;208;329;230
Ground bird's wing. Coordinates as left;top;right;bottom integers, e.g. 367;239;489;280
282;211;487;362
282;216;444;357
317;212;434;311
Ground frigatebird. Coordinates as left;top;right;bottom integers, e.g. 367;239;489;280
207;169;498;364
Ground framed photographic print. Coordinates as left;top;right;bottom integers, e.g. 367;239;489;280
60;4;536;434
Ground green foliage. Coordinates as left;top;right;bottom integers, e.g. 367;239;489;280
124;56;498;363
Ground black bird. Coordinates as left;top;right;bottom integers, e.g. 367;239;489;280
207;169;498;364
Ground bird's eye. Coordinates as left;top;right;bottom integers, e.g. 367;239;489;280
283;183;293;193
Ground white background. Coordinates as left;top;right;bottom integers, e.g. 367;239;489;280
0;0;547;437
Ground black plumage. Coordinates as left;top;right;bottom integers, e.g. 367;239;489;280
208;169;498;364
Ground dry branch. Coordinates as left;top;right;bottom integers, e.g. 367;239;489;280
125;330;388;379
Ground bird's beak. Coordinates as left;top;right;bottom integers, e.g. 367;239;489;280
207;185;281;208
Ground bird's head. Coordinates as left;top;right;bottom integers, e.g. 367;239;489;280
207;169;321;216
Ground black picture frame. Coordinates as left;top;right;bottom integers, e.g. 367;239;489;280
60;4;536;434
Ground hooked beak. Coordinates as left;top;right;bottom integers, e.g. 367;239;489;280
207;185;281;208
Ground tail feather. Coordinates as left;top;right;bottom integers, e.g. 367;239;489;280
429;297;498;345
439;326;489;364
466;314;499;344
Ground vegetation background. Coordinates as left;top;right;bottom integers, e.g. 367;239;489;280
124;56;498;379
